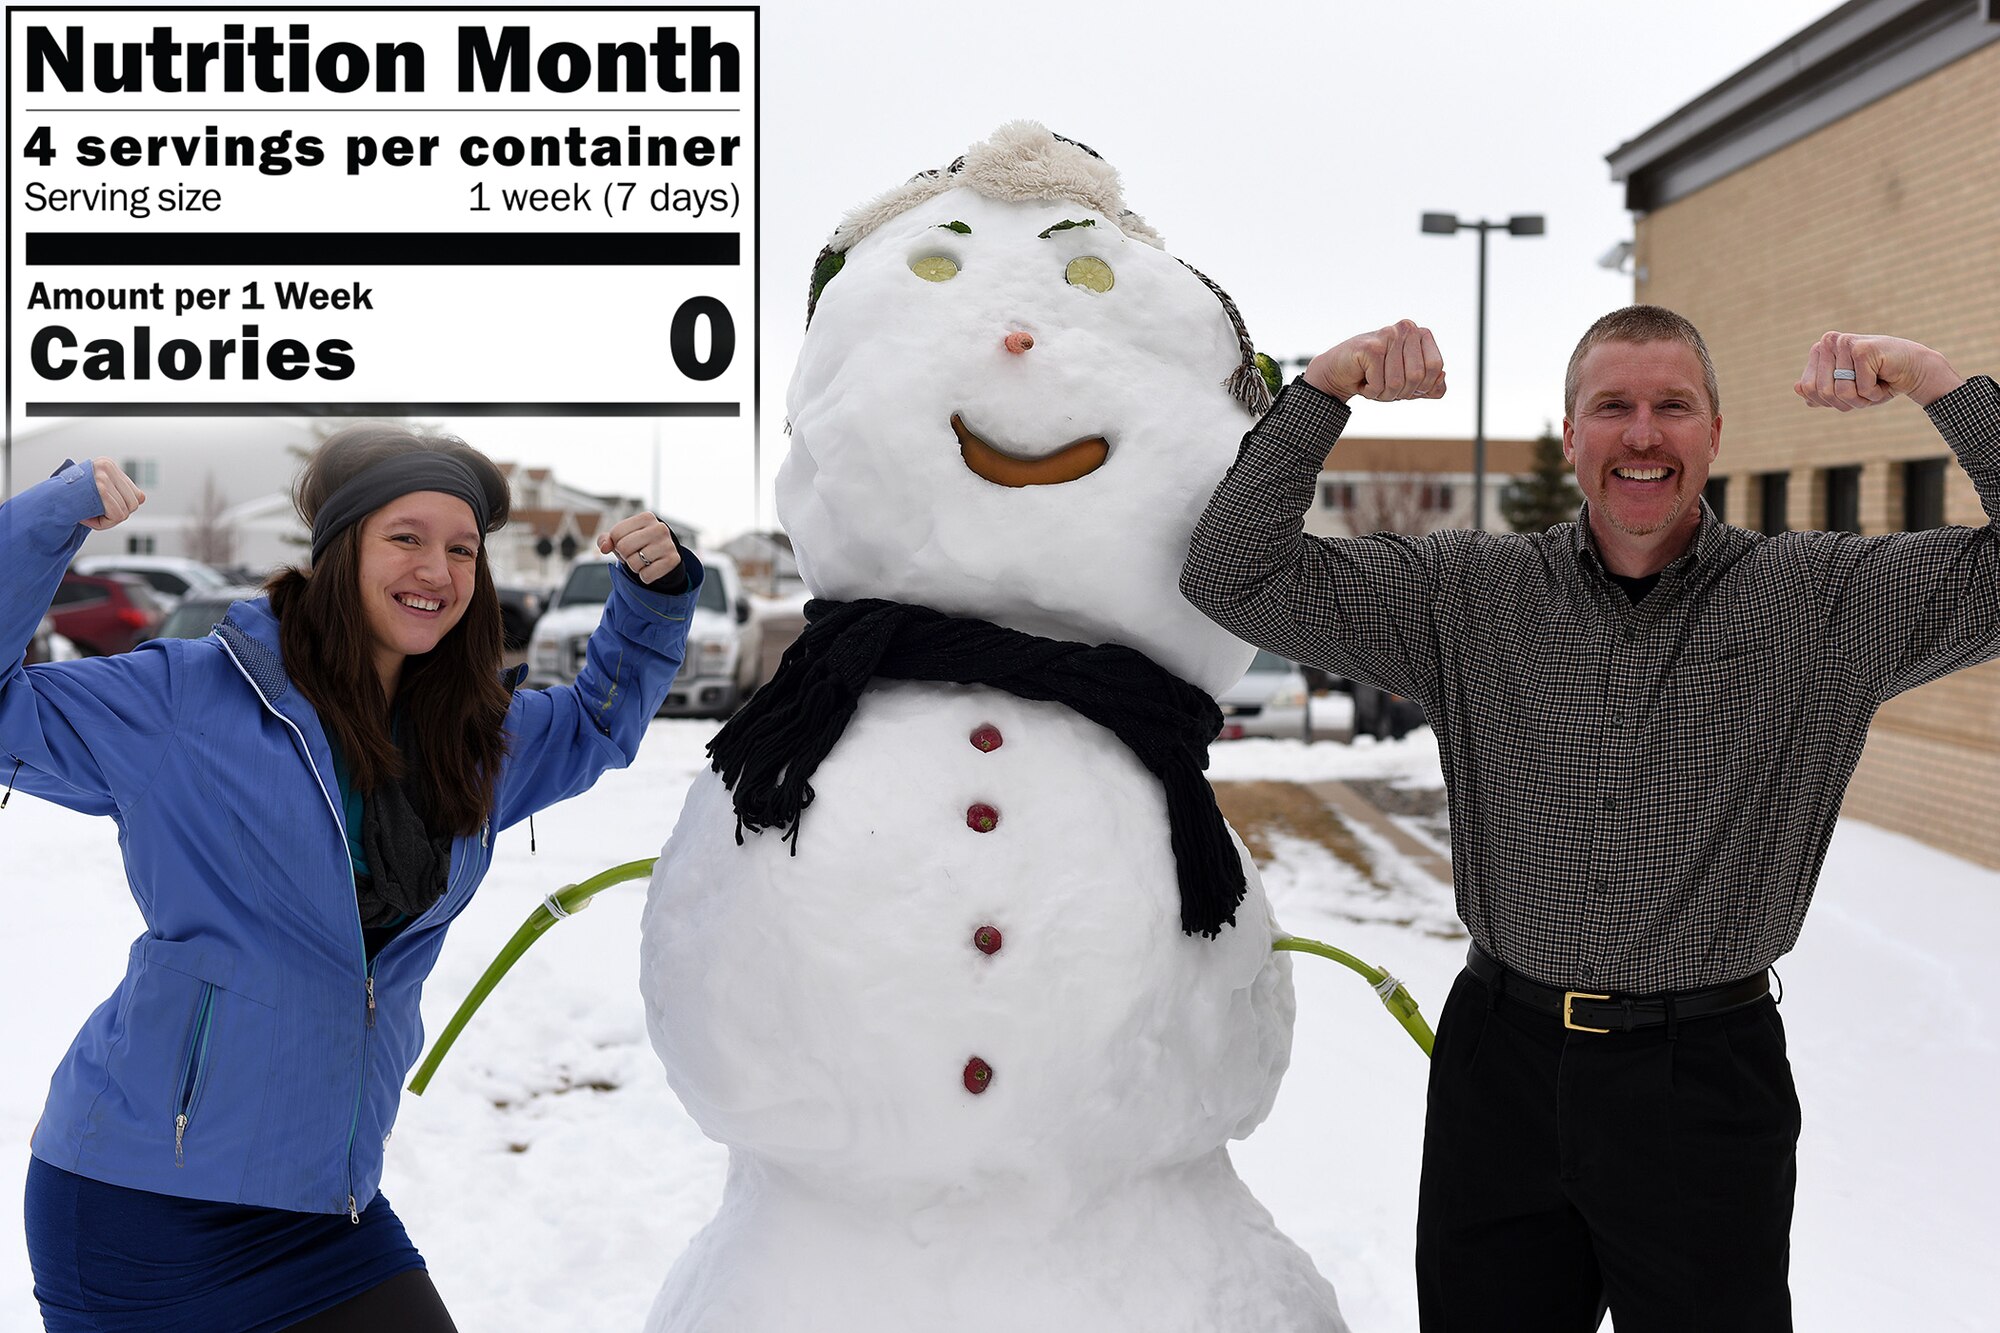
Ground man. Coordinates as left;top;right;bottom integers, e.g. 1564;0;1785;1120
1179;306;1999;1331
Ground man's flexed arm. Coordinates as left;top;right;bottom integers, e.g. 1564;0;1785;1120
1181;321;1457;695
1799;331;2000;697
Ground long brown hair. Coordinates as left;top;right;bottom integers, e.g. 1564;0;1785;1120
267;423;513;834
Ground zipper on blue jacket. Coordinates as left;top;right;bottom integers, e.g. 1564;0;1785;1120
215;637;376;1221
340;834;468;1221
342;953;377;1223
173;983;216;1167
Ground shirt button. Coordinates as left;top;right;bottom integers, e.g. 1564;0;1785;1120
966;804;999;833
1600;796;1618;812
1589;878;1610;894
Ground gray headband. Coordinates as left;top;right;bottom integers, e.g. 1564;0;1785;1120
310;453;492;565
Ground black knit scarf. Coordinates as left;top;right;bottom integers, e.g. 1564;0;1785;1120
706;598;1246;938
354;724;451;932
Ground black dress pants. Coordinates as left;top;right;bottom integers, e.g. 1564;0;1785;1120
1415;969;1801;1333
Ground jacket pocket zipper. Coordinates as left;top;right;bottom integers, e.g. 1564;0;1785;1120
174;983;216;1167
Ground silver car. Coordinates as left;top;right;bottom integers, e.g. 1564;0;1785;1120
527;553;762;718
1216;650;1312;741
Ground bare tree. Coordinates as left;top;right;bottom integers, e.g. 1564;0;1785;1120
183;472;238;565
1349;474;1442;536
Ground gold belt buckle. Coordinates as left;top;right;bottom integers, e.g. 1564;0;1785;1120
1563;991;1612;1033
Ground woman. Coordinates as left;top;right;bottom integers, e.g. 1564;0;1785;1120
5;426;701;1331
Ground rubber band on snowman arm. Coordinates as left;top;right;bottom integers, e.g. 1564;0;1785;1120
408;861;1435;1092
1273;936;1435;1056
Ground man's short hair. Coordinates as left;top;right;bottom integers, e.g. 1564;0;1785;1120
1564;305;1720;419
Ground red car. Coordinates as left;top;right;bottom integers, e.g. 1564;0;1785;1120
50;571;165;655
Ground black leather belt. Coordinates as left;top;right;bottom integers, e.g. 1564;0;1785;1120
1466;944;1770;1033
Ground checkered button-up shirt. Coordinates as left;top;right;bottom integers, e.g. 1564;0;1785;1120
1181;374;2000;992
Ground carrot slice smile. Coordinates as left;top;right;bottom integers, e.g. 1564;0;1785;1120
952;413;1109;487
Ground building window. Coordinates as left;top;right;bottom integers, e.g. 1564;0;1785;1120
1823;465;1861;533
1420;482;1454;512
1704;476;1728;523
1903;458;1947;531
121;459;159;486
1321;481;1355;511
125;534;156;554
1758;471;1789;534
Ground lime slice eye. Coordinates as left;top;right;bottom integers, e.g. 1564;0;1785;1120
1065;256;1114;293
910;255;959;282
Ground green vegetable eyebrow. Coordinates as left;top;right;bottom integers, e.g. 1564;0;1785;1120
938;221;971;234
1038;219;1096;239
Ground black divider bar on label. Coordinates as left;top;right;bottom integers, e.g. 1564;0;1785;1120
26;232;739;266
25;401;741;417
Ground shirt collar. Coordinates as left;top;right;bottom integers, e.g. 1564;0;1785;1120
1571;496;1724;581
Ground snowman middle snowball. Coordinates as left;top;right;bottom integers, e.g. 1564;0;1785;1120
641;123;1347;1333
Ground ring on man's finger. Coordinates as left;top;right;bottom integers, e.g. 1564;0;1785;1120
1832;368;1857;381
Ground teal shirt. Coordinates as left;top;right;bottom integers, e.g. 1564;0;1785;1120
326;741;371;880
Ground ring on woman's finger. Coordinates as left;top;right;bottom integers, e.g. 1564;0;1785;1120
634;551;653;569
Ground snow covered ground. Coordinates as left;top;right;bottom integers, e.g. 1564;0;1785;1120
5;719;1996;1331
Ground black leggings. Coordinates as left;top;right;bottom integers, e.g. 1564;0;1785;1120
285;1268;459;1332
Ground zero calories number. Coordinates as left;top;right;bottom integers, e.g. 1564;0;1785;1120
664;295;733;381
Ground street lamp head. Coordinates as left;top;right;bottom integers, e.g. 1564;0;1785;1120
1420;212;1460;235
1507;215;1546;236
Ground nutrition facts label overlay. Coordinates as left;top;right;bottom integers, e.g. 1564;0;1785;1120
5;7;757;431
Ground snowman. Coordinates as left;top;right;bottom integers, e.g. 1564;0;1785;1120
640;122;1347;1333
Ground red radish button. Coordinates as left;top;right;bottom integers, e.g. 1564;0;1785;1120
963;1057;994;1094
974;925;1002;954
970;724;1003;752
966;804;999;833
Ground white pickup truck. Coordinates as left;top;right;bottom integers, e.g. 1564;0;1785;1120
526;552;762;718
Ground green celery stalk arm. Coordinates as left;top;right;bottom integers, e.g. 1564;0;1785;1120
1274;935;1435;1058
408;858;658;1094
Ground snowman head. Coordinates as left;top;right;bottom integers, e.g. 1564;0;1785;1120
779;122;1270;697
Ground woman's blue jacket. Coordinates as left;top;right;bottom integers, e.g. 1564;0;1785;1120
2;460;702;1216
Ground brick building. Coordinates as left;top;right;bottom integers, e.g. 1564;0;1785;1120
1608;0;2000;865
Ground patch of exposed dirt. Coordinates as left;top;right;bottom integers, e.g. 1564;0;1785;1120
490;1073;621;1111
1214;781;1381;886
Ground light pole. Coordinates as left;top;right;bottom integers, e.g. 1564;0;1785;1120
1420;212;1543;530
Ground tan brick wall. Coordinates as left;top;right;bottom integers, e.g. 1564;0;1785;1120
1636;41;2000;867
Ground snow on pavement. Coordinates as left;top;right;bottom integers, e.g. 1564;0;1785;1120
3;719;1994;1331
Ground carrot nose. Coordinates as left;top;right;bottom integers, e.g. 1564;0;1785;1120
1003;331;1035;355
